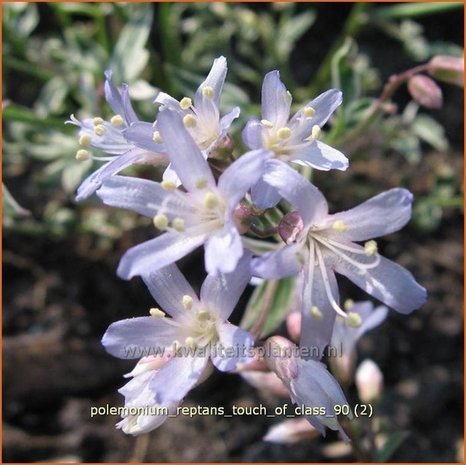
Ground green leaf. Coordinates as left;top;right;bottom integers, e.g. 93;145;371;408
373;2;462;20
61;159;93;193
376;431;410;462
34;76;69;117
3;183;31;218
108;4;153;82
240;277;295;338
412;115;448;152
276;11;315;61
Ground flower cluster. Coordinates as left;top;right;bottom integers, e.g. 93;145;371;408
71;56;427;439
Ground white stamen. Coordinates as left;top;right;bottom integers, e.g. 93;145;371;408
364;240;378;256
153;214;168;231
94;124;106;136
203;192;219;209
152;131;163;144
79;134;92;146
183;114;197;127
182;295;193;310
311;125;321;140
303;106;316;117
261;119;274;128
314;244;347;317
110;114;124;127
202;86;215;99
332;220;348;232
75;149;90;161
277;127;292;139
172;218;185;232
310;305;323;320
346;312;362;328
180;97;192;110
149;307;166;318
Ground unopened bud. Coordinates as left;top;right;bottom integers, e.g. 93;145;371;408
407;74;443;109
264;336;299;380
232;203;253;234
278;211;304;244
428;55;464;87
264;418;318;444
286;311;301;342
355;359;383;403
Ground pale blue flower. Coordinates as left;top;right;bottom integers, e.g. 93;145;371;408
68;70;166;201
242;71;348;207
97;110;271;278
252;161;427;356
102;254;255;435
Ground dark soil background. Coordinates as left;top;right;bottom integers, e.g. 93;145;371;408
3;4;464;462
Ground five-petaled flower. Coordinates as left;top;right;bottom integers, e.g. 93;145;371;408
242;70;348;208
68;70;166;201
98;109;271;278
102;253;254;434
252;161;427;355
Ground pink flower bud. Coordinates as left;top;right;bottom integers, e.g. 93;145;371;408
278;211;304;244
407;74;443;109
232;203;253;234
241;370;290;398
263;336;299;379
286;311;302;342
355;359;383;403
264;418;318;444
428;55;464;87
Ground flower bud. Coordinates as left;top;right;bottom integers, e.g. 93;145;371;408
407;74;443;109
263;336;299;380
278;211;304;244
264;418;318;444
428;55;464;87
241;370;290;398
286;311;301;342
232;203;254;234
355;359;383;403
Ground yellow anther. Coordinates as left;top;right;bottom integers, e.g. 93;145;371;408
75;149;90;161
92;117;104;126
197;309;210;320
364;240;378;256
344;299;355;311
179;97;192;110
286;90;292;100
310;305;323;320
79;134;92;146
260;119;274;128
183;114;197;128
346;312;362;328
277;127;292;139
172;340;181;353
332;220;348;232
149;307;166;318
110;114;124;127
202;86;215;99
94;124;106;136
153;213;168;231
311;125;321;140
161;179;176;191
182;295;193;310
185;337;196;349
203;192;219;209
195;178;208;189
303;106;316;118
152;131;163;144
172;217;185;232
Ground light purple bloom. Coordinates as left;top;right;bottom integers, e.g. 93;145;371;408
102;255;255;435
68;70;166;201
264;336;352;441
97;110;271;278
148;56;239;155
252;161;427;356
242;70;348;207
